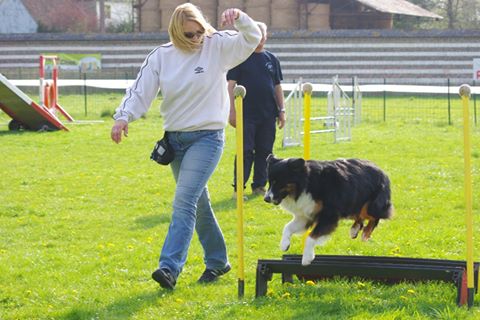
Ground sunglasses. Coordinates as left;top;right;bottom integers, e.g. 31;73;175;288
184;30;204;39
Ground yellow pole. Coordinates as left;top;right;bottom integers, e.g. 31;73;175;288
459;84;474;307
302;83;313;248
234;85;246;298
303;83;313;160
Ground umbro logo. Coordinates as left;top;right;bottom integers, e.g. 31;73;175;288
194;66;204;74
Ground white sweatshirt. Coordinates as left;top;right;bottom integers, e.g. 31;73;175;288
113;12;261;131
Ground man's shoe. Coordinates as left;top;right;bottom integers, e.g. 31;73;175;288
198;264;231;283
152;268;176;290
252;186;266;196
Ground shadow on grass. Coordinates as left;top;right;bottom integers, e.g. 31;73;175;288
0;130;26;136
134;213;171;229
231;282;465;319
57;290;173;320
211;197;237;212
212;192;265;212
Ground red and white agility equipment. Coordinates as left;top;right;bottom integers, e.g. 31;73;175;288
39;55;74;122
0;55;73;131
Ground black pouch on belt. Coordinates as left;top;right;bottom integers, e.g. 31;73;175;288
150;132;174;165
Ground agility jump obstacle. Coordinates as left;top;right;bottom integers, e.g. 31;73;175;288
0;55;73;131
255;84;477;307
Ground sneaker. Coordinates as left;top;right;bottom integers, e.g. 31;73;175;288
252;186;266;196
198;264;231;283
232;191;248;201
152;268;176;290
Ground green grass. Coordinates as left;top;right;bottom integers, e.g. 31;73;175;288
0;99;480;319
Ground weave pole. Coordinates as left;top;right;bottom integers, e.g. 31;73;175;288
302;83;313;160
301;83;313;248
234;85;246;298
459;84;475;307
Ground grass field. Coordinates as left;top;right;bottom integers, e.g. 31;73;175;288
1;97;480;319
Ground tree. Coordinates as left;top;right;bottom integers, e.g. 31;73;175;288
394;0;480;29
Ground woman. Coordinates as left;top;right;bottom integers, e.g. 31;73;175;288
110;3;261;290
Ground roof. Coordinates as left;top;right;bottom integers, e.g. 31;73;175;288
355;0;443;19
21;0;97;32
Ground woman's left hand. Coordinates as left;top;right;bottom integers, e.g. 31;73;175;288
220;8;240;27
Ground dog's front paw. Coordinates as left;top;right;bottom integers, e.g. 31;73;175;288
280;238;290;251
301;251;315;266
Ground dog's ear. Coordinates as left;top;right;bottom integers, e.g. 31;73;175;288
288;158;305;172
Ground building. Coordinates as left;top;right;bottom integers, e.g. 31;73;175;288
0;0;38;33
0;0;130;34
134;0;442;33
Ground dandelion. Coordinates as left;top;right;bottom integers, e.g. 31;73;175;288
175;298;184;303
407;289;415;295
146;237;153;244
305;280;315;286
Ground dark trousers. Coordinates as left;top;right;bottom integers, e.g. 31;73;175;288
233;117;276;190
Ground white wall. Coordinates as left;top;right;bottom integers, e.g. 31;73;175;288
0;0;38;33
102;0;132;27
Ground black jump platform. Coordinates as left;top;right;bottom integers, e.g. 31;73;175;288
256;255;479;306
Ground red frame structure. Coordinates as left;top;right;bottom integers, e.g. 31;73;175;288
0;55;73;131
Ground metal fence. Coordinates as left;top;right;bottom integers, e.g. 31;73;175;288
2;72;479;126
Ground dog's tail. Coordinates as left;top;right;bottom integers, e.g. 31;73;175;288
369;184;394;220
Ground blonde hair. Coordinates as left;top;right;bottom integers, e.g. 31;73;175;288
168;3;216;53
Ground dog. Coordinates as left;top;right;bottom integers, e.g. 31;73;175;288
264;154;393;266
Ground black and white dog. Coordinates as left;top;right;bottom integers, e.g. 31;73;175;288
264;154;393;266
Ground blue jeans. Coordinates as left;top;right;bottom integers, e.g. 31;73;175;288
159;129;228;278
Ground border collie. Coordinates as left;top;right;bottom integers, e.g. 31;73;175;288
264;155;393;266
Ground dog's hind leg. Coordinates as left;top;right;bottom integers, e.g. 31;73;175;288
350;219;364;239
351;203;369;239
281;217;309;252
361;218;379;241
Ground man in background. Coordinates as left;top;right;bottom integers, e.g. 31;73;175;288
227;21;285;199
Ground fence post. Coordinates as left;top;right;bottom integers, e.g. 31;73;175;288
447;78;451;125
383;78;386;122
83;73;88;117
473;80;477;126
351;76;355;110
